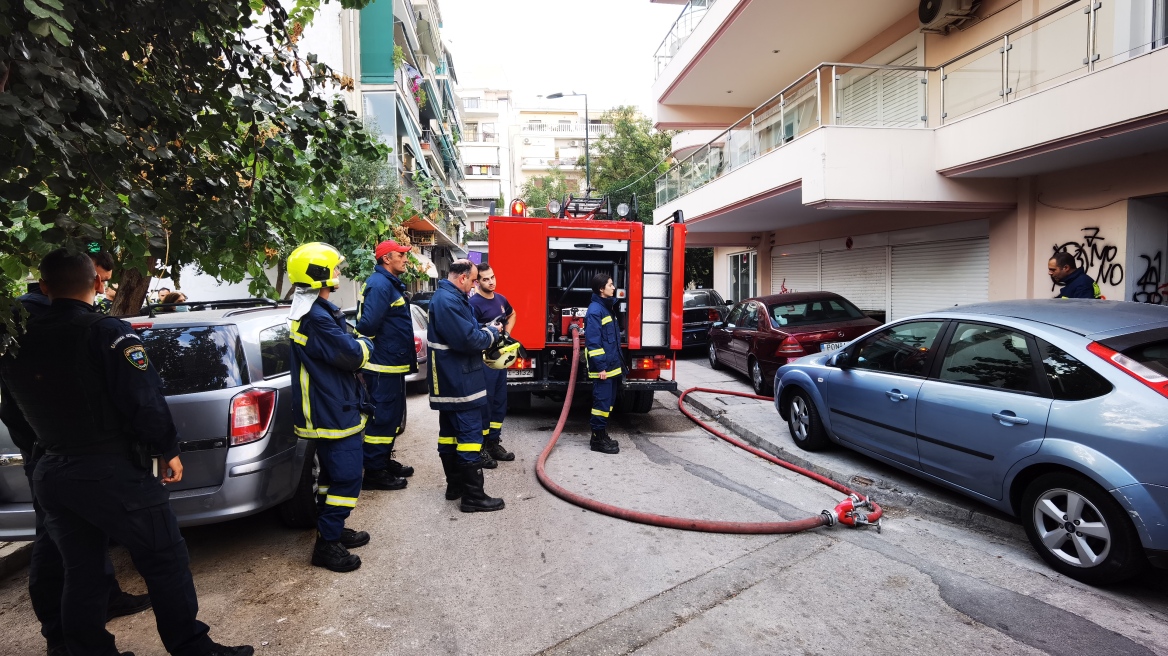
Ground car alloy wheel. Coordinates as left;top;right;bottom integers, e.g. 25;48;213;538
708;342;721;370
750;359;767;395
788;395;810;441
1031;486;1112;569
785;389;829;451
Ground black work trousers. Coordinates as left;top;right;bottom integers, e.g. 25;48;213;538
33;453;213;656
25;457;123;649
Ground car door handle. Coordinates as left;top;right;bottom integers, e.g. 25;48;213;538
992;412;1029;426
885;390;909;401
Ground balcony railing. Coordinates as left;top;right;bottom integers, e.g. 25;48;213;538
656;0;1167;207
520;123;614;136
464;131;499;143
466;165;501;176
522;157;579;169
656;62;927;206
464;98;502;112
653;0;719;80
940;0;1163;123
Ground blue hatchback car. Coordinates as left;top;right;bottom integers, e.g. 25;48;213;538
774;299;1168;585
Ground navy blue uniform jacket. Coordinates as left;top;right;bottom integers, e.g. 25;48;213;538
585;294;623;378
1056;268;1102;299
290;296;373;439
427;279;499;411
355;265;415;374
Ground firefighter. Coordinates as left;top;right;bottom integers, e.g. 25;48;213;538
287;242;375;572
0;249;252;656
355;240;416;491
468;263;516;467
585;273;622;454
429;259;506;511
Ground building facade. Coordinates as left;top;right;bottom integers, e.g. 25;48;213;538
651;0;1168;317
458;88;514;235
511;101;614;200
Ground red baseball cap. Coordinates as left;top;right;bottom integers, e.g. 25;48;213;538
375;240;411;260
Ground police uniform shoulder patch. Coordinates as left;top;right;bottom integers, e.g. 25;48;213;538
124;345;149;370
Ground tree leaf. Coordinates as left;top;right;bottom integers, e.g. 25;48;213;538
27;17;51;36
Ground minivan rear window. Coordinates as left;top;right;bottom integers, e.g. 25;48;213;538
137;325;247;395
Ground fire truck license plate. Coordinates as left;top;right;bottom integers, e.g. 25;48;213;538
820;342;845;352
506;370;534;378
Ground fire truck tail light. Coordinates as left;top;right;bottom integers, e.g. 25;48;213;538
630;355;671;370
776;336;805;357
507;356;537;370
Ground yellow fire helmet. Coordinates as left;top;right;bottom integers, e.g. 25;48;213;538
288;242;345;289
484;334;525;370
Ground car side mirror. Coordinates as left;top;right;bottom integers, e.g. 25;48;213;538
725;300;734;306
711;321;724;329
833;350;852;369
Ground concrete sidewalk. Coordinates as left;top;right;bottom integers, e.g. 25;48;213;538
669;354;1025;539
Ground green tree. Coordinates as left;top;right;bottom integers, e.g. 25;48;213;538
519;168;571;218
0;0;382;321
685;247;713;289
588;106;674;223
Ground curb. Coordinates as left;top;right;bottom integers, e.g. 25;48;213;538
671;388;1025;540
0;541;32;580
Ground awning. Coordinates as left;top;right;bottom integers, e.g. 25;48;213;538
403;216;440;232
410;250;439;279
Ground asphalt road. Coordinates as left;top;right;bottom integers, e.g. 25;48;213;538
1;366;1167;655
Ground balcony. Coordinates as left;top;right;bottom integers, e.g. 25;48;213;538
656;62;928;206
520;123;614;137
463;131;499;143
465;165;501;177
653;0;719;80
463;98;502;113
522;157;580;170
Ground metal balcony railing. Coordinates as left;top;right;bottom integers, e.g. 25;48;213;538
463;131;499;143
465;165;501;176
464;98;501;111
520;123;614;136
522;157;579;168
653;0;719;80
656;0;1167;207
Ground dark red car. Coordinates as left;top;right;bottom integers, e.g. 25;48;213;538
708;292;882;395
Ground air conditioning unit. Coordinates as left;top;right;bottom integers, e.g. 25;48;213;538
523;138;531;145
919;0;978;33
566;140;578;147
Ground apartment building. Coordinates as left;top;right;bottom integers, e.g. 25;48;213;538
299;0;470;285
651;0;1168;319
511;101;614;198
458;88;514;235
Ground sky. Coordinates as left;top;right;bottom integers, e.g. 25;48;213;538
437;0;683;118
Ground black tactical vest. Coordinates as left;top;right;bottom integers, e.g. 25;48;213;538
4;311;132;455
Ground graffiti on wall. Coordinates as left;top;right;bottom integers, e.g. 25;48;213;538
1132;251;1168;304
1051;227;1124;291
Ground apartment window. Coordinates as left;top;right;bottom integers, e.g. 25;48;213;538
729;252;757;303
482;123;497;142
464;97;481;109
465;165;500;176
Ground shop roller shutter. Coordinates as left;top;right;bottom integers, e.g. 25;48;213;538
890;239;988;321
770;253;819;295
821;247;888;312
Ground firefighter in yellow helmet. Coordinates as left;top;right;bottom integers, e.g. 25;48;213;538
286;243;375;572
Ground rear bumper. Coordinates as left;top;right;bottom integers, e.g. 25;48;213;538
682;325;712;347
0;444;302;540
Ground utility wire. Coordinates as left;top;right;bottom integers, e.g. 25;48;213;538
608;154;671;194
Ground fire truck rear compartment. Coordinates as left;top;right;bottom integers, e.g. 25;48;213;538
546;248;629;343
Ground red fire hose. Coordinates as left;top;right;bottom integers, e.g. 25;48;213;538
533;326;883;534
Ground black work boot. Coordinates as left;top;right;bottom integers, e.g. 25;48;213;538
339;527;370;549
106;590;152;621
311;537;361;572
479;447;498;469
204;643;256;656
386;448;414;477
363;468;408;490
484;438;515;462
590;429;620;454
439;452;462;500
458;460;505;513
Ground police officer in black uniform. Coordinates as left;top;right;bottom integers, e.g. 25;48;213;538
0;249;252;656
10;249;151;656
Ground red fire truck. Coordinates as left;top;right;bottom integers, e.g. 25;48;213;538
487;196;687;412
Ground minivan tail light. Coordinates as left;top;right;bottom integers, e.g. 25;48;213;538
230;388;277;446
1086;341;1168;398
776;335;804;357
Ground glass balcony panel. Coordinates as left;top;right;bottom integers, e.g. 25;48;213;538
679;156;696;196
691;145;711;187
838;67;925;128
944;42;1003;122
707;140;728;183
1093;0;1159;71
1007;5;1090;101
752;96;784;156
786;79;820;140
726;116;753;172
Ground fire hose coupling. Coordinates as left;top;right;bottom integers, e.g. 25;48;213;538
832;494;884;533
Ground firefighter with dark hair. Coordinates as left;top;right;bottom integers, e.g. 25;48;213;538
355;239;416;491
286;242;375;572
468;263;517;467
429;259;506;511
0;248;252;656
1048;251;1103;299
585;272;622;454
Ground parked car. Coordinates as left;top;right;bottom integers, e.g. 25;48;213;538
342;304;430;394
774;299;1168;584
708;292;881;395
0;304;321;541
682;289;731;349
410;290;435;312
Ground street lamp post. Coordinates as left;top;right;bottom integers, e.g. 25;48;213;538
545;91;590;196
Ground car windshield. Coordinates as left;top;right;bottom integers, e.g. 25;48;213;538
137;325;247;395
683;292;711;308
767;298;864;327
